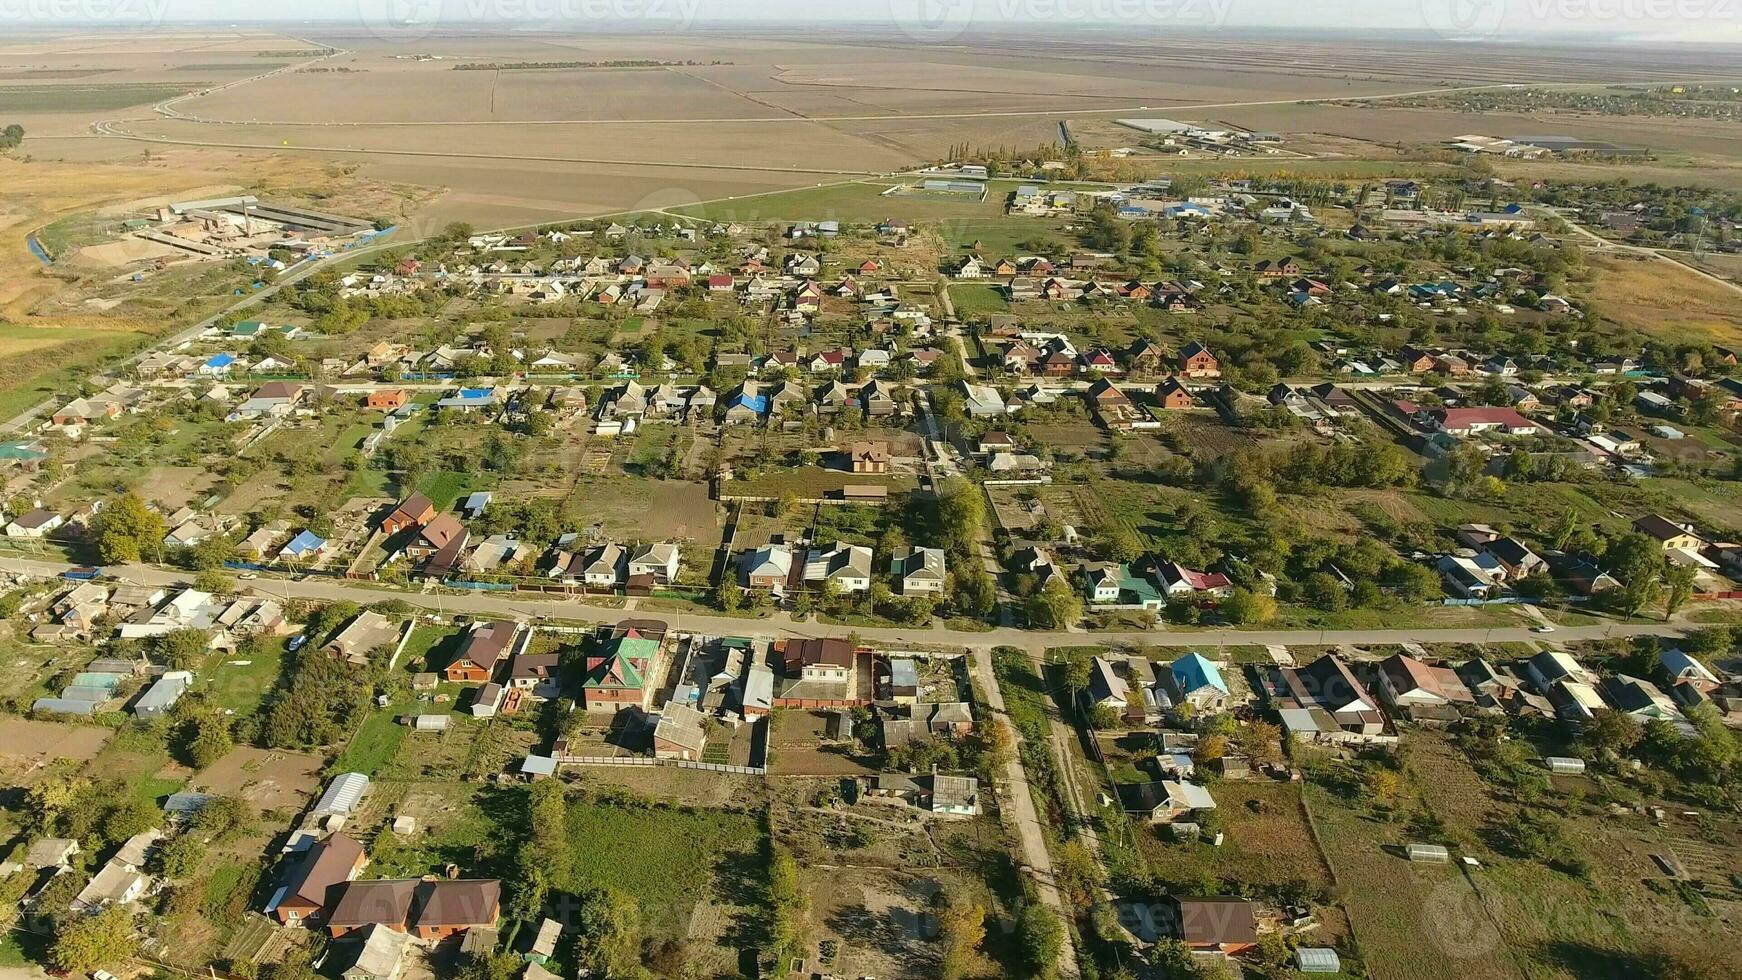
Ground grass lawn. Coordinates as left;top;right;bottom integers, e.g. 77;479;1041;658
416;469;490;512
329;706;408;777
562;799;764;938
203;638;291;718
948;282;1010;316
133;773;187;808
398;623;462;675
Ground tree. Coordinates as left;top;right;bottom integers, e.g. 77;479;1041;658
1060;650;1093;697
1665;563;1698;619
1221;588;1276;625
574;888;642;978
1606;532;1667;619
766;845;808;967
52;905;136;974
194;568;235;594
156;628;210;670
1027;578;1082;629
714;578;743;612
1582;709;1643;758
91;492;166;563
182;712;234;769
935;888;986;980
1015;904;1065;980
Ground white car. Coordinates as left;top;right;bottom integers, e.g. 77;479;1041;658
1531;625;1556;634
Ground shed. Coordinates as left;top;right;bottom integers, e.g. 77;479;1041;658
1296;947;1342;974
1543;756;1586;774
1406;842;1451;864
412;714;451;733
520;755;557;780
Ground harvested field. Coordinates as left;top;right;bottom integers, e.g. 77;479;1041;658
768;709;878;777
1586;252;1742;347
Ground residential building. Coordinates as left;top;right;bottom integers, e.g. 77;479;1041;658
804;542;874;593
270;833;367;926
891;546;946;595
445;621;520;683
1168;653;1230;712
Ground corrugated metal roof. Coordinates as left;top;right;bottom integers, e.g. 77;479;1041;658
315;772;369;815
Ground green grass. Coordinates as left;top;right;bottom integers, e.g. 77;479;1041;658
203;639;291;718
0;929;49;967
948;282;1010;316
0;82;199;111
133;774;187;808
329;707;408;777
561;800;764;936
416;469;487;512
398;623;462;675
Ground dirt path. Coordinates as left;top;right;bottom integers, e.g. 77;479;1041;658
969;644;1080;979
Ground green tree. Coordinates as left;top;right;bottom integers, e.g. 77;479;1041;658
1027;578;1082;629
767;845;808;967
1016;904;1065;980
1582;709;1643;758
1221;588;1276;625
51;905;136;974
91;492;166;563
936;888;986;980
1665;564;1698;619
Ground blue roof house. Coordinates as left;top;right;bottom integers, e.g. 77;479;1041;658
1169;653;1231;711
199;353;236;375
279;530;327;560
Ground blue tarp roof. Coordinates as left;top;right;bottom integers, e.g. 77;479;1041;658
205;353;235;367
731;393;769;413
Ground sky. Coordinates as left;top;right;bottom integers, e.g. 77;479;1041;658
4;0;1739;42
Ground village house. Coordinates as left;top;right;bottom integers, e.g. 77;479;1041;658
583;630;659;711
269;833;367;926
1178;341;1220;378
444;620;521;683
805;542;874;593
324;611;403;667
382;493;436;536
891;546;947;595
850;440;891;474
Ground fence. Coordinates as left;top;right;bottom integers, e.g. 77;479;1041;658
554;754;766;777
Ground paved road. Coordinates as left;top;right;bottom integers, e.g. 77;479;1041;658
969;645;1079;979
0;556;1702;651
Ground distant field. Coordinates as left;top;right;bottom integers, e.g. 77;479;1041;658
671;179;1010;225
0;321;156;422
173;63;284;72
0;82;198;112
1587;252;1742;346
